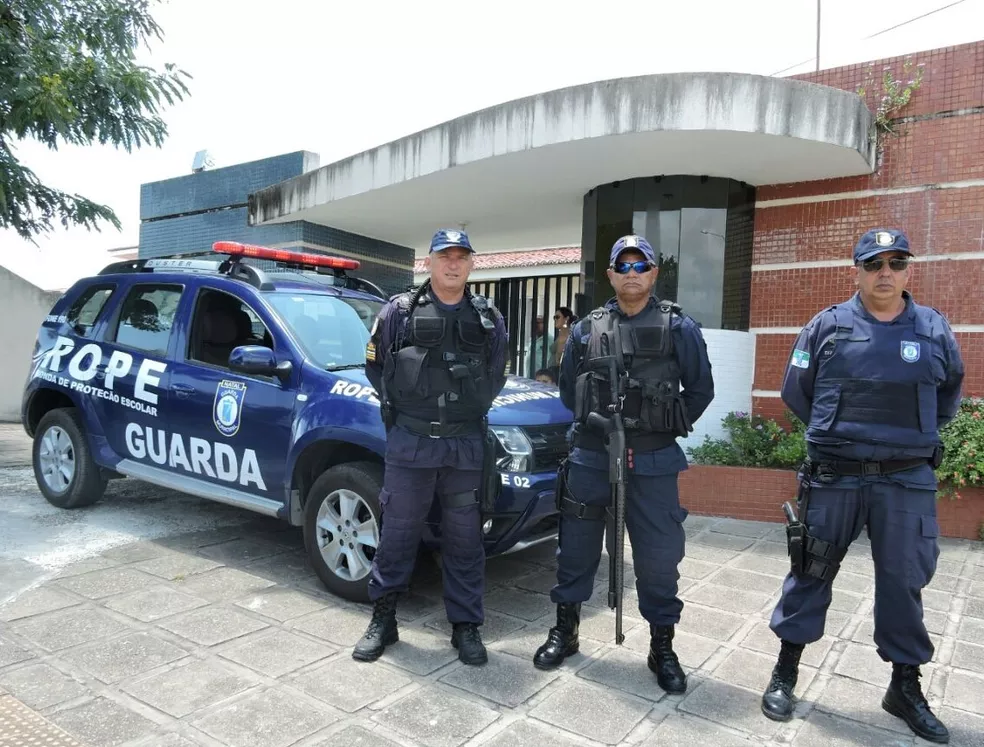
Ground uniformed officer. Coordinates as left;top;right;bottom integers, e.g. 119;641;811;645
761;228;964;744
353;228;508;666
533;235;714;695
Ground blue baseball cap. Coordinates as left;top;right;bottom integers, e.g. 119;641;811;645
853;228;913;263
609;235;657;267
429;228;474;254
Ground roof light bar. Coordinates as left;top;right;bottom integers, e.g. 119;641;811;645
213;241;360;270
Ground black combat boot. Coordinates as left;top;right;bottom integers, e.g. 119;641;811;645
533;603;581;670
882;663;949;743
352;593;399;662
648;625;687;694
761;640;804;721
451;623;488;665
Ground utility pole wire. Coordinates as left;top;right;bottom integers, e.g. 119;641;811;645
769;0;969;77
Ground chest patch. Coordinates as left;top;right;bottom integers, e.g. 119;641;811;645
900;340;921;363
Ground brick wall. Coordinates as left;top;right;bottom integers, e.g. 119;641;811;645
751;41;984;420
680;465;984;540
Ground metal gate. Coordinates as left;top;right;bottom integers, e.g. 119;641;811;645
469;274;580;379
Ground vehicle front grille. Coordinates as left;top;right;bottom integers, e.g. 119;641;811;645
525;423;571;472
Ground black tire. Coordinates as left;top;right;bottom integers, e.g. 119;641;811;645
32;408;107;509
303;461;384;603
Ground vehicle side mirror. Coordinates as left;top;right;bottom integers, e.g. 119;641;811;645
229;345;292;383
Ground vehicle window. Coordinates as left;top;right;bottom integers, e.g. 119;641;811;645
189;288;274;369
266;292;382;368
114;284;182;355
65;285;115;337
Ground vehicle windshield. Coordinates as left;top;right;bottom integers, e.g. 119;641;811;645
266;292;383;369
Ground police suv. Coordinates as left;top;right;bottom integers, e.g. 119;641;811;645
21;242;573;602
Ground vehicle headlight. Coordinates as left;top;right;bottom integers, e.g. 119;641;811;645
490;425;533;473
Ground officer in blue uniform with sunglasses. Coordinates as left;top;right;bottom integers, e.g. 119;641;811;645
533;235;714;694
761;228;964;744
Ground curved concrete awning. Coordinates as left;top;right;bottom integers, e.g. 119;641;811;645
249;72;876;255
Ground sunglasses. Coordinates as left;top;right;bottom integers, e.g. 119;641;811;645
612;260;653;275
860;257;910;273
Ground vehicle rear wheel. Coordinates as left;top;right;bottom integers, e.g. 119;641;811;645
32;408;106;509
303;461;383;603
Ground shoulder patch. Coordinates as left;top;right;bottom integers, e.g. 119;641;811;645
790;349;811;369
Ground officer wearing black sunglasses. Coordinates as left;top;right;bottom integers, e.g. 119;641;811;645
533;235;714;694
761;228;964;744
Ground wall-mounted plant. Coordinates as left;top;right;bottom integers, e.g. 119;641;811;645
857;58;925;138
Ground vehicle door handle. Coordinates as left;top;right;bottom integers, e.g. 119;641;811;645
171;383;196;399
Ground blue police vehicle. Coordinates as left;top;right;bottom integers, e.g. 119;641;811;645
21;241;573;602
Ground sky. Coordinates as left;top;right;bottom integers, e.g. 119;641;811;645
2;0;983;290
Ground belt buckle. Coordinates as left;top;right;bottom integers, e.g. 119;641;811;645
428;422;442;439
861;461;880;476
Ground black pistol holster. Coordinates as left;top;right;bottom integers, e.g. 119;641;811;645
782;459;846;583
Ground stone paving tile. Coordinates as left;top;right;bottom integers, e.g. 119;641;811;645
943;669;984;713
965;596;984;619
708;518;774;539
289;604;375;648
371;686;500;747
156;605;270;646
624;626;721;670
104;585;210;623
707;567;784;594
480;719;587;747
956;616;984;645
576;646;668;702
170;567;276;601
641;714;760;746
138;734;206;747
291;657;412;712
731;552;790;577
196;537;293;565
101;542;174;563
439;650;559;707
8;606;132;652
52;567;157;600
530;679;653;745
133;553;223;581
307;725;403;747
51;556;120;579
677;603;746;641
684;583;775;616
793;710;916;747
692;532;756;553
61;631;189;683
834;642;935;688
233;587;330;622
0;632;34;667
712;647;817;696
683;544;741;565
484;587;555;621
48;696;159;747
678;557;727;579
576;606;646;642
678;678;783;739
392;590;442;622
122;658;257;718
0;587;81;622
425;609;528;643
928;573;961;593
813;675;913;735
490;619;605;664
190;687;338;747
217;630;336;677
0;662;89;709
937;706;984;747
377;625;461;676
953;641;984;674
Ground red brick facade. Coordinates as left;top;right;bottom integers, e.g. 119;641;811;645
751;41;984;420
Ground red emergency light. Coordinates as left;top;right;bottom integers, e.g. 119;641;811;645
213;241;361;270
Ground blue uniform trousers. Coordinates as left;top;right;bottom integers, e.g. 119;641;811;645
367;427;486;624
551;461;689;626
770;476;940;665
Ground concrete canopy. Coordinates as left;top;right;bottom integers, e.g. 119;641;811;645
249;72;876;256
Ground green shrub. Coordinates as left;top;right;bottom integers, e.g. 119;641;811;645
936;397;984;499
687;410;806;470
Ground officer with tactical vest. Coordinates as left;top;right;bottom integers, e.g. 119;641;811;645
761;229;964;743
353;228;508;666
533;235;714;694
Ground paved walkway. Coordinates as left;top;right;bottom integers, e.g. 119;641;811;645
0;423;982;746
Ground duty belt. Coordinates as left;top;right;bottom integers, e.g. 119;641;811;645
395;414;483;439
809;456;929;481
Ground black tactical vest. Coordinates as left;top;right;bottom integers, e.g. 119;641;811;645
384;290;495;428
573;300;691;451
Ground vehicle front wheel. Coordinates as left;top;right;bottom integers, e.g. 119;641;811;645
303;461;383;603
32;408;107;509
